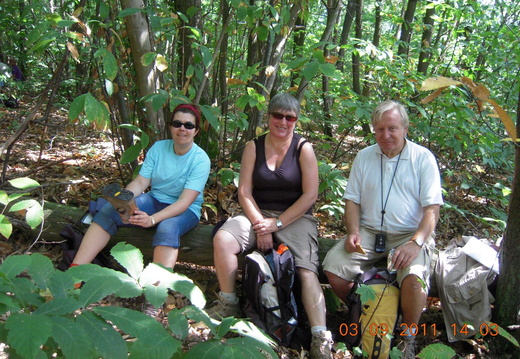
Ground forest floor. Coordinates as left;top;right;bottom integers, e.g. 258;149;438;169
1;98;518;358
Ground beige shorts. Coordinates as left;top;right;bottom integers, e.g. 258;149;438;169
218;210;320;274
322;226;435;290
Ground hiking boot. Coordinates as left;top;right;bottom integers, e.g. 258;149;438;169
397;336;416;359
205;296;241;320
309;330;333;359
101;183;138;223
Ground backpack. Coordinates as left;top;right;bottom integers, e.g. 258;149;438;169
242;244;298;346
342;267;400;359
57;198;112;271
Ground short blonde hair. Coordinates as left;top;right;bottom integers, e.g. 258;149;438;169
371;100;409;128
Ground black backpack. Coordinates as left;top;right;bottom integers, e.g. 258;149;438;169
241;244;298;346
57;198;112;271
342;268;400;358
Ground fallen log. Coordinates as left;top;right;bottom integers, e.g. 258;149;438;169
37;201;338;270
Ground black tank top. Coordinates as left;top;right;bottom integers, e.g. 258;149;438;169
252;134;312;214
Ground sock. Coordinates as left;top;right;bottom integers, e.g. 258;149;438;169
69;263;80;268
402;325;417;339
311;326;329;336
219;291;238;303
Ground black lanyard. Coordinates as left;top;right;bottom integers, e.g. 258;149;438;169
380;152;402;232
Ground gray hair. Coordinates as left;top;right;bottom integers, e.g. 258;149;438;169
371;100;409;128
268;93;301;116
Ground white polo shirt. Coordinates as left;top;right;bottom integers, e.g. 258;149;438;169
343;139;443;233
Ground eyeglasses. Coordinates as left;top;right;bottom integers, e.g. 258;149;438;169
270;112;298;122
171;120;196;130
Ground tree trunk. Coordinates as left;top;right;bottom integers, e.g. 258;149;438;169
495;89;520;329
121;0;166;140
397;0;418;57
417;3;435;75
337;0;356;71
352;0;362;96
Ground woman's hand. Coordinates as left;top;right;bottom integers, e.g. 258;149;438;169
256;233;274;252
252;217;277;235
128;210;156;228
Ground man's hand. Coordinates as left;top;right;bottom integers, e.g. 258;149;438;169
256;233;274;252
344;234;362;253
390;241;421;269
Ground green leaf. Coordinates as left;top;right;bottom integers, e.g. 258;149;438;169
94;306;182;358
103;51;118;81
0;190;8;205
120;144;142;165
200;105;220;132
140;131;150;149
320;63;339;79
356;284;376;304
118;7;145;18
303;60;320;81
184;336;277;359
0;215;12;239
168;309;189;340
9;177;40;190
51;316;96;359
141;52;157;66
0;255;32;279
25;201;44;228
68;93;87;120
110;242;144;279
48;270;76;299
76;311;128;359
27;253;54;289
34;297;82;316
0;293;19;315
417;342;456;358
5;313;52;359
84;93;110;127
9;198;38;212
78;275;123;307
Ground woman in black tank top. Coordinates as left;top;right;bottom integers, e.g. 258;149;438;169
208;93;333;358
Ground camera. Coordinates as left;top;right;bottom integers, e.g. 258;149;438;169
374;233;386;253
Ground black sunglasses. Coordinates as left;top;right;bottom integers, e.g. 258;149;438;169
270;112;298;122
171;120;196;130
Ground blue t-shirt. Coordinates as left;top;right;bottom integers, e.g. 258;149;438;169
139;140;211;218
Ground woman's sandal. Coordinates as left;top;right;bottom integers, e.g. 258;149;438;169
101;183;138;223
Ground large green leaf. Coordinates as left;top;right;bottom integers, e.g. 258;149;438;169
94;306;182;358
184;337;277;359
68;93;87;120
0;255;32;279
0;214;12;239
49;316;95;359
200;105;220;132
0;293;19;315
78;275;123;307
8;177;40;190
110;242;144;279
48;270;76;299
84;93;110;127
27;253;55;289
103;51;118;81
34;297;82;316
25;201;44;228
417;342;456;358
9;198;38;212
120;144;143;165
302;60;320;81
168;309;189;340
76;311;128;359
5;313;52;359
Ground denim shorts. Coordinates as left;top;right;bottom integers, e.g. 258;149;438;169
93;192;199;248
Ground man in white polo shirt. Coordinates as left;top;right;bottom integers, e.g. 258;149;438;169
323;100;443;358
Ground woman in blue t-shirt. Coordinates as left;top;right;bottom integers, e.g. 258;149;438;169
71;103;211;270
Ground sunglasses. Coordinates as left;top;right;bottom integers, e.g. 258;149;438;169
171;120;196;130
270;112;298;122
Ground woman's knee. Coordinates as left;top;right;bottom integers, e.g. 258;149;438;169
213;230;240;254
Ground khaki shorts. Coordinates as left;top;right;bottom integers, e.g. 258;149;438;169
322;226;435;290
219;210;320;274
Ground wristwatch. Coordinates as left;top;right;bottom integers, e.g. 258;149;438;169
276;217;283;229
412;237;424;247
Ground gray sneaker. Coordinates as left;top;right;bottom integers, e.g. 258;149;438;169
398;336;416;359
309;330;333;359
205;296;241;320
